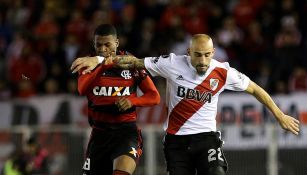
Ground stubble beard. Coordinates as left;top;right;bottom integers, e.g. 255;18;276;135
196;65;208;76
197;70;206;76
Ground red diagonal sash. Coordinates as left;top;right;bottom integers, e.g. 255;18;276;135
166;67;227;134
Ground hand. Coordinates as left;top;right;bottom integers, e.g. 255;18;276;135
71;56;99;74
277;114;300;135
115;97;133;112
114;55;138;69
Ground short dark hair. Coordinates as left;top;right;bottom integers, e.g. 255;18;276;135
94;24;117;37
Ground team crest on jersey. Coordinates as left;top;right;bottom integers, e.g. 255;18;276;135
209;78;219;91
121;70;132;79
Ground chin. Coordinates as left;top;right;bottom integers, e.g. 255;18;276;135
197;70;206;76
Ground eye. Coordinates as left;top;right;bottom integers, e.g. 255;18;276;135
106;44;111;47
205;52;212;57
194;53;202;57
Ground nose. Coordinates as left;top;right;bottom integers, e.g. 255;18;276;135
199;56;207;64
96;45;107;54
99;45;107;52
102;45;108;51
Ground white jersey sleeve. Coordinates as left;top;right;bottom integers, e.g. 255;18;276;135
144;53;175;78
225;67;250;91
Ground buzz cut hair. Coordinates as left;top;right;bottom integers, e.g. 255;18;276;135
190;34;213;48
94;24;117;37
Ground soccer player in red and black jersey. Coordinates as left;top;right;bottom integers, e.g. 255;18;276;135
74;24;160;175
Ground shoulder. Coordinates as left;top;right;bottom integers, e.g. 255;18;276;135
167;53;189;64
169;53;186;59
211;59;231;70
156;53;186;61
145;53;187;65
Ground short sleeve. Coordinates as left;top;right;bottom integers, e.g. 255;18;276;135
225;67;250;91
144;54;175;78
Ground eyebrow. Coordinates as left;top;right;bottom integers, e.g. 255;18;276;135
96;41;112;45
194;51;212;55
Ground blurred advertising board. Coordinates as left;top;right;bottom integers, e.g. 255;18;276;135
0;93;306;149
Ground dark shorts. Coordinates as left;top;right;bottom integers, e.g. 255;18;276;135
163;131;228;175
82;122;143;175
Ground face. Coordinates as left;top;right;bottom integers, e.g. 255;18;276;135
94;35;119;58
188;39;215;75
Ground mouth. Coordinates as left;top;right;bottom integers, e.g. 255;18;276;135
102;53;110;57
197;65;208;69
101;51;116;58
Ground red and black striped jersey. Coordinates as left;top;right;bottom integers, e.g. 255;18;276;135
78;60;160;124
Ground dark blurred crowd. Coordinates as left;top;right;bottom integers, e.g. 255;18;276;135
0;0;307;100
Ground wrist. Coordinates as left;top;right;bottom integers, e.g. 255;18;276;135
96;56;105;64
273;109;283;119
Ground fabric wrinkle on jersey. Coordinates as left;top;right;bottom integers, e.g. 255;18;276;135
144;53;250;135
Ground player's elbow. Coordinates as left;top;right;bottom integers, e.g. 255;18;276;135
151;91;161;105
142;90;160;105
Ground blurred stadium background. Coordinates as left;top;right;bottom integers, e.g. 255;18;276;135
0;0;306;174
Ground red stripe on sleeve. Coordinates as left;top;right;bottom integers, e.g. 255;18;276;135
128;76;160;106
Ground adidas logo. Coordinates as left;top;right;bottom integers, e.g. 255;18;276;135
176;75;184;80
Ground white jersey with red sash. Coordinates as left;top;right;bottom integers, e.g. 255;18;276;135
144;53;250;135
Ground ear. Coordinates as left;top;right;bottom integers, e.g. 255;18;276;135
187;48;191;55
92;40;96;51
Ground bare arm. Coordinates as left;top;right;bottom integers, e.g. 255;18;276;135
245;80;300;135
71;56;100;74
126;56;146;69
71;55;147;74
72;56;114;95
114;55;146;69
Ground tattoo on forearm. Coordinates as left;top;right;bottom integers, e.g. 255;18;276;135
135;59;145;69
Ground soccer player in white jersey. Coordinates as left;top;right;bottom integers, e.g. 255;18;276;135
71;34;300;175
